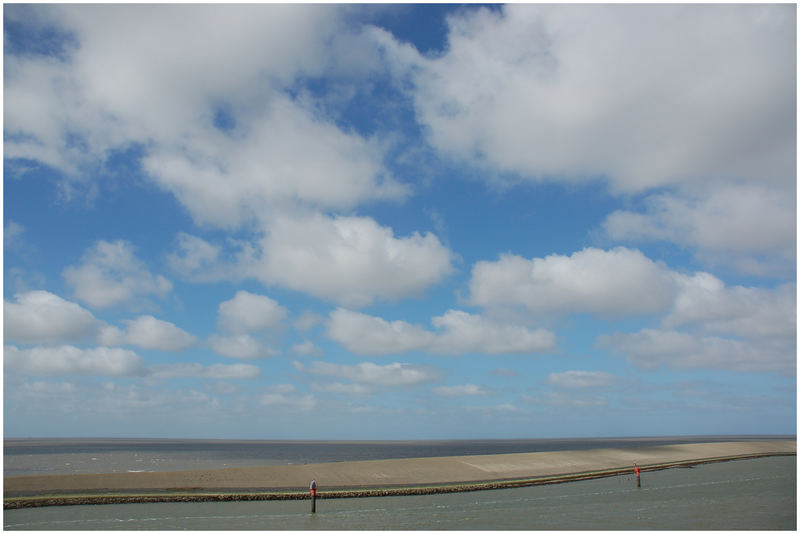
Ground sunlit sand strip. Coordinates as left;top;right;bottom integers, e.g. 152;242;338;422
5;440;794;508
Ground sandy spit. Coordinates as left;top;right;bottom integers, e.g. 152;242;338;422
4;440;795;506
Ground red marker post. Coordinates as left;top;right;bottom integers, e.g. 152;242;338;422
310;479;317;513
634;463;641;487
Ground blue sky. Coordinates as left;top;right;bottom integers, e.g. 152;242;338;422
3;4;796;439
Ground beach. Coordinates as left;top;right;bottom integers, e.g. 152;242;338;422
5;439;794;507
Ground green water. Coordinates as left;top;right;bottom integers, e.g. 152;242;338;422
5;456;795;530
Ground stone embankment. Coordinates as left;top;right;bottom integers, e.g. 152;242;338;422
5;448;795;509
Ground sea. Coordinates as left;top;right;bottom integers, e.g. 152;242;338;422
3;436;796;530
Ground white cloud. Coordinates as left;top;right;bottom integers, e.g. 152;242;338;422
595;272;796;375
217;291;287;333
4;290;102;345
21;380;78;396
260;392;316;411
142;95;408;229
208;334;278;360
311;382;373;395
4;345;146;376
600;329;794;375
376;4;794;192
166;233;260;284
5;4;336;158
165;213;453;307
294;311;323;332
98;315;195;352
328;308;556;355
434;384;490;397
292;341;321;357
166;233;228;282
547;370;618;389
5;5;408;229
469;247;675;317
327;308;434;355
149;362;261;380
294;360;441;388
604;184;795;275
466;403;523;414
523;391;607;408
267;384;297;395
62;240;172;309
491;368;519;378
431;310;556;355
4;220;25;248
254;212;453;307
665;274;795;340
8;380;226;422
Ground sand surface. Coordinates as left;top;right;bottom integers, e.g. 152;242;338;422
5;440;794;496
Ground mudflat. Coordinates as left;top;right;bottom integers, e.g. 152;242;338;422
5;440;795;496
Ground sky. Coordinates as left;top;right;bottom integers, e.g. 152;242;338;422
3;3;796;440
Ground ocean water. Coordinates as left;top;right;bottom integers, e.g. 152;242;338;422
3;435;788;476
4;456;796;530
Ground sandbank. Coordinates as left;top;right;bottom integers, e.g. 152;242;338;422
4;440;794;508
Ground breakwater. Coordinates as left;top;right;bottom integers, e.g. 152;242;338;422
6;451;793;509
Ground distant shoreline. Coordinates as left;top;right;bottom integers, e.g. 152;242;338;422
5;440;795;509
5;434;794;445
7;434;793;477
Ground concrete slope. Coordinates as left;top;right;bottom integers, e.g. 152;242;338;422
5;440;795;495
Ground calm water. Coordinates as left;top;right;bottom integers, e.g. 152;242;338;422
3;435;788;476
4;456;796;530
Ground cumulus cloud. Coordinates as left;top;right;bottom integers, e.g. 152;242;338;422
665;274;795;340
164;213;454;308
206;291;286;359
254;212;453;307
431;310;556;355
208;334;278;360
6;4;335;162
327;308;434;355
310;382;373;395
4;290;102;345
600;329;794;375
4;220;25;248
604;184;796;275
547;370;618;389
523;391;607;408
142;96;408;229
491;368;519;378
166;233;260;284
260;385;316;410
469;247;675;317
374;4;794;192
5;5;408;229
292;341;321;357
294;360;441;388
373;4;794;280
434;384;491;397
62;240;172;309
294;311;323;332
149;362;261;380
166;233;230;282
5;291;199;353
328;308;556;355
4;345;146;376
594;271;796;375
98;315;195;352
217;291;287;333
